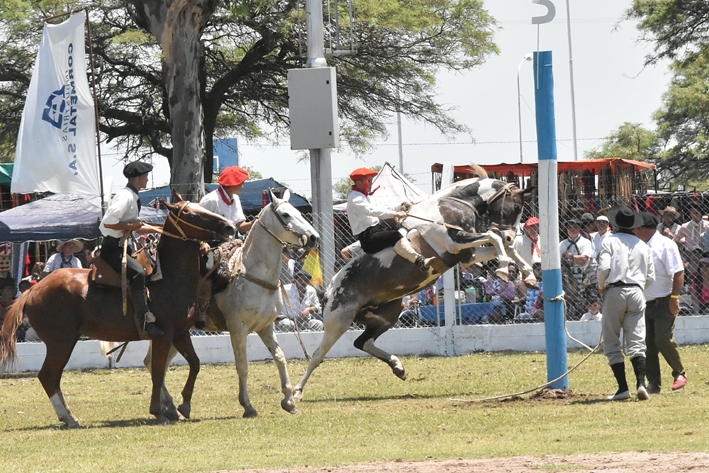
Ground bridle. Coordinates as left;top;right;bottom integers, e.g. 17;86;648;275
144;201;225;243
484;182;520;235
253;200;310;250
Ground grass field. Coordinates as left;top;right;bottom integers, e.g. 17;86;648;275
1;346;709;473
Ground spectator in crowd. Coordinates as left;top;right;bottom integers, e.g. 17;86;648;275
275;270;324;332
560;219;594;318
42;239;84;276
397;294;420;327
592;215;612;259
635;211;688;394
674;204;709;313
512;217;541;268
516;263;543;322
18;280;32;293
597;205;655;401
692;258;709;314
580;212;596;241
580;295;603;321
22;262;44;287
484;262;521;323
0;278;17;326
657;206;681;240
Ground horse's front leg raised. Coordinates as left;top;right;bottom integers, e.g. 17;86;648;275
171;331;201;419
228;329;257;417
257;324;296;414
505;246;538;288
148;337;180;423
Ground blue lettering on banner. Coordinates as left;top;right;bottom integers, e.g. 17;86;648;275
40;42;82;175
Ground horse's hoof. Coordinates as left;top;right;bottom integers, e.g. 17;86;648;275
177;404;191;420
242;409;258;418
392;366;407;381
163;408;180;422
292;389;303;402
281;398;297;414
64;419;82;429
156;414;174;425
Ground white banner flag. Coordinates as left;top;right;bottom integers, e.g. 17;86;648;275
12;12;100;195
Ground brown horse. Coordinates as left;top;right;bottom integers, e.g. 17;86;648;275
0;197;235;427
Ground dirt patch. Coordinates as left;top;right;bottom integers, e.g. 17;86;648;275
530;388;580;400
215;452;709;473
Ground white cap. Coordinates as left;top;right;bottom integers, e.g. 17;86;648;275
596;216;609;222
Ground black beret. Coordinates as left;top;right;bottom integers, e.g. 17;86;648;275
294;270;312;280
123;161;153;178
640;211;660;228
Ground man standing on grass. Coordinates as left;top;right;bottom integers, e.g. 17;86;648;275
635;212;688;394
597;206;655;401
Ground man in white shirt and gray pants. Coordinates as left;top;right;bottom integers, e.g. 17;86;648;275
597;206;655;401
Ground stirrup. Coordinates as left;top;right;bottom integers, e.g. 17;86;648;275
144;311;157;323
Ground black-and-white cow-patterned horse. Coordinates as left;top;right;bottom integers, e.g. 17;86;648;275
293;174;535;401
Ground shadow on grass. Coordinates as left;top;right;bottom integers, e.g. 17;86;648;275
302;392;464;403
0;372;38;380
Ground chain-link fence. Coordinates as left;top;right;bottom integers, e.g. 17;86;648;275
274;163;702;333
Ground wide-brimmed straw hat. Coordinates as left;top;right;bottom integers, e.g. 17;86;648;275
57;239;83;252
607;205;643;230
659;206;681;220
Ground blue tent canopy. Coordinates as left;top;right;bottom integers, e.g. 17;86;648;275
0;194;167;243
139;178;311;214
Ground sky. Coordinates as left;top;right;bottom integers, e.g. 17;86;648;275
102;0;670;199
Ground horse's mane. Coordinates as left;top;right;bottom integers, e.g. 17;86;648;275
0;288;32;369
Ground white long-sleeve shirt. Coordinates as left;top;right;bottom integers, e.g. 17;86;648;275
44;253;82;272
597;232;655;292
281;284;321;320
346;190;396;236
645;231;684;301
100;187;141;238
199;187;246;226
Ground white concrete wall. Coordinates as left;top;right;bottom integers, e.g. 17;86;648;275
6;316;709;373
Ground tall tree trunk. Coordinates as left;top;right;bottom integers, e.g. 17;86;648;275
132;0;214;201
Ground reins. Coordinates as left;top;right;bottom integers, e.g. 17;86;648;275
141;201;222;243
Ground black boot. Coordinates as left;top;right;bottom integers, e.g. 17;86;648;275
608;362;630;400
631;356;649;400
132;287;164;337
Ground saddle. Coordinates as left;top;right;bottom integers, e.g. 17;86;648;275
91;246;154;288
90;246;157;340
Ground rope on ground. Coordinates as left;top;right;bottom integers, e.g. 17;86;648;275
450;291;604;403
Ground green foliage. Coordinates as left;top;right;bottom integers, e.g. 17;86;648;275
628;1;709;186
1;347;709;472
0;0;498;181
585;122;661;162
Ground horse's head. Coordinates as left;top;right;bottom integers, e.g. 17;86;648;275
258;189;319;249
485;182;535;246
164;192;236;242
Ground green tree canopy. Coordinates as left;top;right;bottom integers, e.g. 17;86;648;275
0;0;499;196
585;122;661;162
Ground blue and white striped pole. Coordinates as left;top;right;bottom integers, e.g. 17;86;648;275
534;50;569;390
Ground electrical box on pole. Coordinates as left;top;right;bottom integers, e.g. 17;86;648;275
287;67;340;150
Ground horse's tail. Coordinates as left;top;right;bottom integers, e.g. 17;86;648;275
469;163;488;179
0;289;31;370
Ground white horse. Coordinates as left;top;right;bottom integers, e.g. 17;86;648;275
209;189;319;417
147;189;319;418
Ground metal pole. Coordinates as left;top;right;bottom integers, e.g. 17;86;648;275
565;0;579;161
305;0;335;286
517;54;533;163
85;12;106;214
534;50;569;390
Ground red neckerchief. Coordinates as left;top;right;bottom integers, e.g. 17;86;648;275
528;234;540;257
218;186;234;206
351;184;380;196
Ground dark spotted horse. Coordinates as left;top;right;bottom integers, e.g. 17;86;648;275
293;171;536;400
